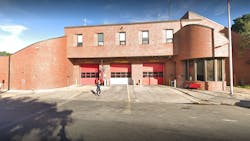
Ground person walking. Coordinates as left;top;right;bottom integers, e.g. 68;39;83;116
96;79;101;96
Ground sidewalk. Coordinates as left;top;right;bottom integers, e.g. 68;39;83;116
174;86;250;108
0;85;110;99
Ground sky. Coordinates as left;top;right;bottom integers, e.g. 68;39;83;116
0;0;250;53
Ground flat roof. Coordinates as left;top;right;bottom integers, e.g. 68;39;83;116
64;19;201;29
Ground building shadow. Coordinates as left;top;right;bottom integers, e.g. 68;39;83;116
235;100;250;108
0;97;84;141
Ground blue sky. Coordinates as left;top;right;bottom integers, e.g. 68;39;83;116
0;0;249;53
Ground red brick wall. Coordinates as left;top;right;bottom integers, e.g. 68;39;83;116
9;36;73;90
131;63;143;85
175;61;186;88
72;65;80;85
233;48;250;85
181;11;226;36
65;21;181;58
226;33;250;85
0;56;9;90
205;81;226;91
164;61;175;85
174;25;213;59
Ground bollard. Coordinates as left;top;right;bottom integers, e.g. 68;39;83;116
174;79;176;88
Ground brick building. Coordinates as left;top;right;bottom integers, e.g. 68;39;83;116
0;11;247;91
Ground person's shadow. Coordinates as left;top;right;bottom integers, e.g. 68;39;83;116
91;90;98;96
58;120;70;141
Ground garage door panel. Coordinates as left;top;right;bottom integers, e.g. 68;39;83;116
81;64;99;72
81;64;99;85
143;64;163;72
110;64;131;72
143;77;163;85
110;64;131;85
143;63;163;85
81;78;97;85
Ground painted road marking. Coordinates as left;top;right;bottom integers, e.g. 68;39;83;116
122;84;131;114
222;119;238;122
126;84;131;103
190;116;198;119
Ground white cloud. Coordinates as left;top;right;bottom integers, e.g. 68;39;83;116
0;24;28;53
0;25;27;35
214;4;226;16
82;18;93;26
127;9;169;23
103;19;118;25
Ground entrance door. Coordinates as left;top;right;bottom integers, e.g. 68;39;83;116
143;63;163;85
80;64;99;85
110;64;131;84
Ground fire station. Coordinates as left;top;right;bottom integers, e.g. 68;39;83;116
1;11;249;91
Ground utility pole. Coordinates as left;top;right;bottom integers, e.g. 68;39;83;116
227;0;234;95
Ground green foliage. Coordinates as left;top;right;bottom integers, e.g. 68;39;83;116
232;14;250;34
0;51;11;56
232;14;250;49
237;85;250;89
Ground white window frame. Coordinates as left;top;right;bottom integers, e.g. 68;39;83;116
98;33;104;46
142;30;149;44
76;34;83;47
119;32;126;45
166;29;173;43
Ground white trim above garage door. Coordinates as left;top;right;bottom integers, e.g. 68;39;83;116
110;78;132;85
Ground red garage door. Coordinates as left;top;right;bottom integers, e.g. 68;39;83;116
110;64;131;84
81;64;99;85
143;63;163;85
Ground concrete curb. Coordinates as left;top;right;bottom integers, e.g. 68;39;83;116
170;87;201;104
176;88;221;105
173;87;240;106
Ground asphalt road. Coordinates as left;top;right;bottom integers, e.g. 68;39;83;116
0;85;250;141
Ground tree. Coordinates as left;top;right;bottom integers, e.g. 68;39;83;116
0;51;11;56
232;14;250;49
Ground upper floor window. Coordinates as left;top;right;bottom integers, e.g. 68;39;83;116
142;30;149;44
76;34;83;47
119;32;126;45
165;29;173;43
98;33;104;46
